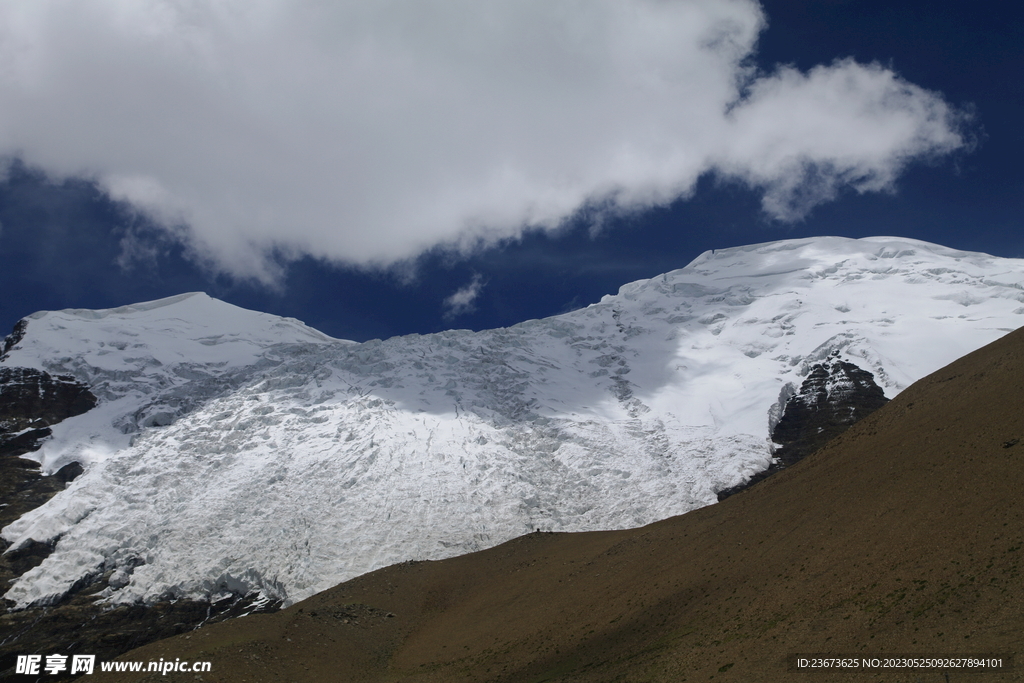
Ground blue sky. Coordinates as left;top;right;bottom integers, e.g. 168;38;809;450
0;0;1021;342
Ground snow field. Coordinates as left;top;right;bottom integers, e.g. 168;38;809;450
3;236;1023;607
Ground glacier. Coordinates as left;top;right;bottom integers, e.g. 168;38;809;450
2;236;1023;608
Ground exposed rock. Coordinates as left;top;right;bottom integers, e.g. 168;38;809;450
0;364;97;533
0;320;27;362
0;366;98;436
718;354;888;500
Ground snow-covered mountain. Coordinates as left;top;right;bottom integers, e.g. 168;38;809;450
3;236;1023;608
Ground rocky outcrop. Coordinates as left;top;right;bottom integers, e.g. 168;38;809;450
0;366;98;437
770;354;890;463
0;365;97;532
717;354;888;500
0;320;27;362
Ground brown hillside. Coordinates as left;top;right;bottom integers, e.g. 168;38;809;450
91;328;1024;682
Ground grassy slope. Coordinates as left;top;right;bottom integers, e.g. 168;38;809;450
91;328;1024;682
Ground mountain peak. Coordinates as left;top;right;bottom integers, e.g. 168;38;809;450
2;236;1023;609
25;292;211;322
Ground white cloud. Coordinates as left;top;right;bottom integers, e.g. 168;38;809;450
718;59;968;220
443;274;485;320
0;1;969;281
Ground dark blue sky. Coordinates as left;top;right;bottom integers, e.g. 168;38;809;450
1;0;1021;342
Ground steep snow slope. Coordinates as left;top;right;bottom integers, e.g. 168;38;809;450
3;236;1023;607
0;292;337;472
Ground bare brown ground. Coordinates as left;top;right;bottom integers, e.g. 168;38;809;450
90;328;1024;682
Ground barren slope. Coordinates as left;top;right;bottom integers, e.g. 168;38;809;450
90;326;1024;682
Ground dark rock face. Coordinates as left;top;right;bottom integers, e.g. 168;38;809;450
0;320;27;362
770;355;889;464
718;355;889;500
0;366;98;438
0;366;97;532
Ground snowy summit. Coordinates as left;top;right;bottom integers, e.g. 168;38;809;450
3;236;1023;608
